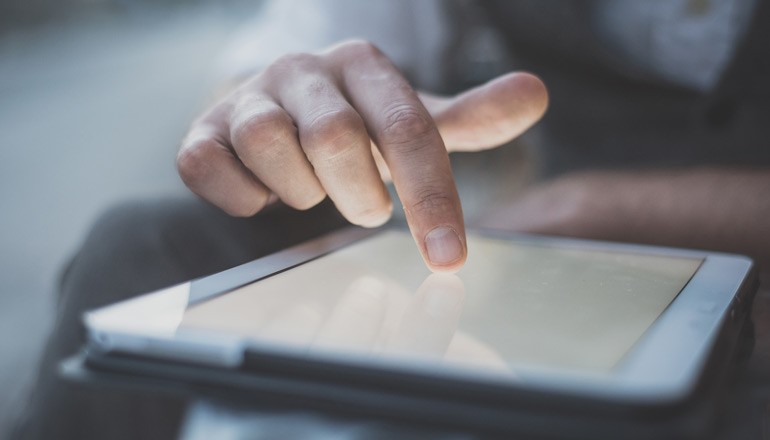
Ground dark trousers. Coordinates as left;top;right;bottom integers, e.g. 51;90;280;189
12;197;347;440
12;196;769;439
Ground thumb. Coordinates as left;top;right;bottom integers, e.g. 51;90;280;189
420;72;548;153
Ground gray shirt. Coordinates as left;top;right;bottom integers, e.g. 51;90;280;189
220;0;754;93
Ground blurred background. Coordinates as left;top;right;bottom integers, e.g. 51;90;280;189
0;0;257;433
0;1;533;435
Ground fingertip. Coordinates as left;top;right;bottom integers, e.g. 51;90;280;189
283;187;327;211
343;196;393;228
505;71;549;118
423;225;467;273
427;258;466;274
435;71;549;152
355;211;392;228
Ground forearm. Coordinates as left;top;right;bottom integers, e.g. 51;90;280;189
585;168;770;264
484;167;770;277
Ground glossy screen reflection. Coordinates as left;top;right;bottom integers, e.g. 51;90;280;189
180;230;702;375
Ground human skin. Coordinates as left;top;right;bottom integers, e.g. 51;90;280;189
177;39;548;273
478;168;770;281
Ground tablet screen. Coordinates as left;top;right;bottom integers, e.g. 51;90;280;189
180;230;702;375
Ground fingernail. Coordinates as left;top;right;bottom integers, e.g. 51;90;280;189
425;226;463;266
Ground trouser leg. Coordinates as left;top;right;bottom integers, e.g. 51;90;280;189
12;197;346;440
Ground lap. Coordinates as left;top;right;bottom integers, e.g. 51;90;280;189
13;196;347;440
14;195;769;439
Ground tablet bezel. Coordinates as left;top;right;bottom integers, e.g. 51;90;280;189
82;224;754;406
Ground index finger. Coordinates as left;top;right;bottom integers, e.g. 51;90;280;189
327;41;466;272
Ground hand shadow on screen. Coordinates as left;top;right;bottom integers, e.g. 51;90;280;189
308;272;511;373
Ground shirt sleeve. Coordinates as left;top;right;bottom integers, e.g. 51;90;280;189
215;0;454;91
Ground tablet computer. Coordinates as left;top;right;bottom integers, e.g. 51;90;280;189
68;225;758;439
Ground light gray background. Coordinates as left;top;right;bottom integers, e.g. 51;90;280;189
0;2;254;433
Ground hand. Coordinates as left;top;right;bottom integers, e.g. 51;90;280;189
177;39;548;272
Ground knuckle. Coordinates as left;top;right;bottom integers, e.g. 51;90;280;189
381;104;434;146
177;138;219;187
409;186;454;216
264;52;318;78
300;76;333;99
335;39;382;58
303;109;365;161
231;108;295;156
177;134;274;219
